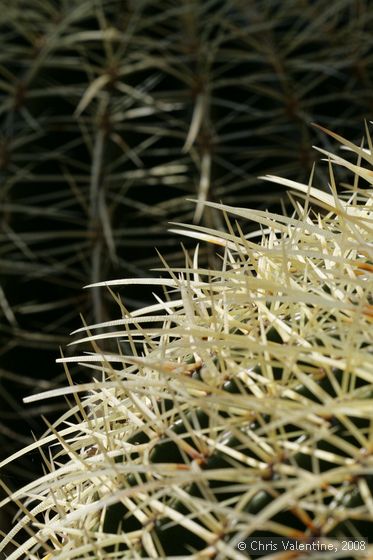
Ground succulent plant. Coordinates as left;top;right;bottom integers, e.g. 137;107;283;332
0;127;372;559
2;0;373;467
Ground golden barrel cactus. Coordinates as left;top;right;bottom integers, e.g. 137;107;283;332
1;127;372;559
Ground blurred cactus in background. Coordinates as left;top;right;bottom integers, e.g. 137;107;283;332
0;0;373;481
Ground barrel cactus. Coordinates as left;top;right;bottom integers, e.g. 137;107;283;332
1;126;372;558
3;0;373;479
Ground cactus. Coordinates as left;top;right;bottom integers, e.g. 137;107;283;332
0;126;372;558
2;0;373;469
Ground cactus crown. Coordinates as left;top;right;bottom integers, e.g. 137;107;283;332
1;127;372;559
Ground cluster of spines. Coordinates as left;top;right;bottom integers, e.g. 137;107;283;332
0;128;372;558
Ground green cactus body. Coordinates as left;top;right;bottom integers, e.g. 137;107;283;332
0;129;372;559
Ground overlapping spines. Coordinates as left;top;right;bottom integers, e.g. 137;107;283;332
1;128;372;558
